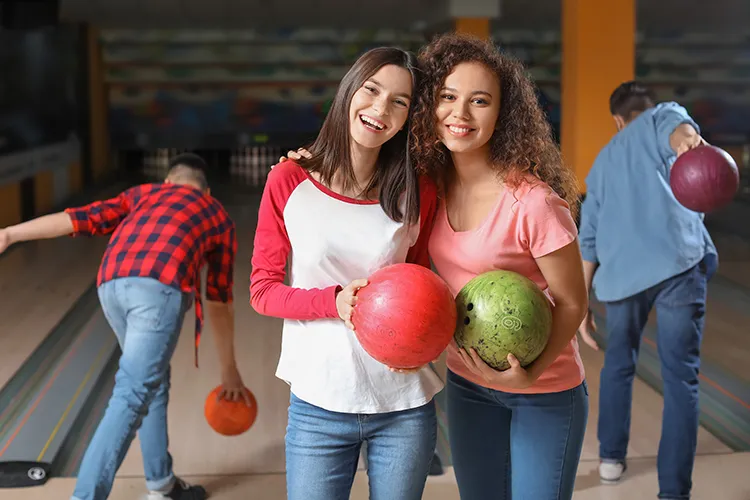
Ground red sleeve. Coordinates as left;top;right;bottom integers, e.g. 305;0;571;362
63;186;141;236
205;215;236;303
249;162;340;320
406;176;438;268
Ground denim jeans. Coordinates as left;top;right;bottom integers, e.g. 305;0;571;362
446;370;588;500
72;277;192;500
285;392;437;500
599;254;716;500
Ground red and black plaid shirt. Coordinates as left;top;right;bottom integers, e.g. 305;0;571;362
65;183;236;366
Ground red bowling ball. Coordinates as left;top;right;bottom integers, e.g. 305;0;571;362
670;145;739;213
351;263;456;370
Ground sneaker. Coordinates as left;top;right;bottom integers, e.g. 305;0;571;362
599;460;626;484
146;478;207;500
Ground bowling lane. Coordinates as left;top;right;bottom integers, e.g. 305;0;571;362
0;228;109;389
699;230;750;385
21;451;750;500
0;182;130;389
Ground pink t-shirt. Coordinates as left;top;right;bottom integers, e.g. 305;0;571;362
428;177;585;394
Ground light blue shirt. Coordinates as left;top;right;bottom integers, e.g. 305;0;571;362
578;102;717;302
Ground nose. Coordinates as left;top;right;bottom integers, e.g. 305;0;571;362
371;95;389;117
450;98;470;121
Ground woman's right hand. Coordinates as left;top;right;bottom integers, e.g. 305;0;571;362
336;278;368;330
277;147;313;164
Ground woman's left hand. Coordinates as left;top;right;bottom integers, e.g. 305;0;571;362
455;344;538;390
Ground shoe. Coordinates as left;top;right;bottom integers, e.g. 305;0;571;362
146;478;207;500
429;453;444;476
599;460;626;484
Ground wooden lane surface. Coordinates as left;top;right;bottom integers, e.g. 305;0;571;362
17;452;750;499
0;182;127;390
0;236;109;389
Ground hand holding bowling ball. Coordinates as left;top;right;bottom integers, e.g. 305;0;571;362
219;365;252;403
670;144;740;213
336;278;369;330
454;345;537;390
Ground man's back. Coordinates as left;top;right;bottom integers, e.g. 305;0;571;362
579;102;716;302
66;183;236;302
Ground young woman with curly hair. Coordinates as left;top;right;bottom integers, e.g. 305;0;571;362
412;33;590;500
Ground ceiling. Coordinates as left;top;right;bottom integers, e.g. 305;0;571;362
59;0;750;34
59;0;447;30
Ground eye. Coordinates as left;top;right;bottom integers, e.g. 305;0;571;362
472;98;489;105
440;93;455;101
364;85;378;94
394;99;408;107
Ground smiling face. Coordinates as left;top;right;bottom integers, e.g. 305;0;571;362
435;62;501;154
348;64;413;151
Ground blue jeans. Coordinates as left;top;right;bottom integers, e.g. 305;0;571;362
285;392;437;500
72;277;192;500
599;254;716;500
446;370;588;500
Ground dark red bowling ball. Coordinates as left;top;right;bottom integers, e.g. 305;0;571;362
670;145;739;213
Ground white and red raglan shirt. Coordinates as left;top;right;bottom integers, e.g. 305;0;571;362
250;160;445;414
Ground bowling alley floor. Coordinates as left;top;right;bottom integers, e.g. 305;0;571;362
15;452;750;499
5;188;750;500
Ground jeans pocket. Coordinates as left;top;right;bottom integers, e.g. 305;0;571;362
123;279;181;332
657;263;707;308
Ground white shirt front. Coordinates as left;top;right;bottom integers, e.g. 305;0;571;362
250;161;444;414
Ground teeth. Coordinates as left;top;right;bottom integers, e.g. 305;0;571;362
361;115;384;130
449;125;471;134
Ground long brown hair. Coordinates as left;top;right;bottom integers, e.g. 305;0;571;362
299;47;423;224
412;33;580;218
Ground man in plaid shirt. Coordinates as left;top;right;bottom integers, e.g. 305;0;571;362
0;153;246;500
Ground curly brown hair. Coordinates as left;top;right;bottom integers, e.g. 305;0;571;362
411;32;580;217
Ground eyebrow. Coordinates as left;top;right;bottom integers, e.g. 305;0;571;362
369;78;412;100
442;86;493;98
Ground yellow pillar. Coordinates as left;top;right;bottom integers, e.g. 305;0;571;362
561;0;635;192
455;17;490;39
88;25;109;183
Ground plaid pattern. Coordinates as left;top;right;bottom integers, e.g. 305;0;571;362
65;183;236;365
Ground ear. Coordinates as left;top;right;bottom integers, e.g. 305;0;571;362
612;115;626;132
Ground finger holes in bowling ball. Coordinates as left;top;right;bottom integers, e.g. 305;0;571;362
464;317;471;325
467;303;474;311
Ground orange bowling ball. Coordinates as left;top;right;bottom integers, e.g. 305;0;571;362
204;385;257;436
